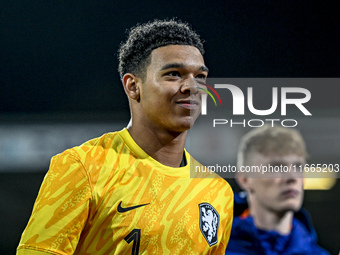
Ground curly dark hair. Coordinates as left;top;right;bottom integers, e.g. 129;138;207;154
118;19;204;80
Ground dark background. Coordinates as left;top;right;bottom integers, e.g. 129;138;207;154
1;1;339;254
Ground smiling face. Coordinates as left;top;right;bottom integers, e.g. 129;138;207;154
132;45;208;133
242;153;305;214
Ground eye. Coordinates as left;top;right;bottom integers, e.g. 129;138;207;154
165;71;181;77
196;74;206;80
195;74;207;86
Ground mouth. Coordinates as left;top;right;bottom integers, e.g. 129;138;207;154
281;189;299;198
176;99;199;110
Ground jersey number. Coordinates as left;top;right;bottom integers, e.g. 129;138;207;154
124;229;141;255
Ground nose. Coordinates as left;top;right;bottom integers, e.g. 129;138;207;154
283;169;302;183
180;78;199;94
285;176;298;184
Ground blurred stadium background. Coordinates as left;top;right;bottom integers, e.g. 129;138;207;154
1;1;339;254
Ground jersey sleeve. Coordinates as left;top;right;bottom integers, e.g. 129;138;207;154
17;152;92;255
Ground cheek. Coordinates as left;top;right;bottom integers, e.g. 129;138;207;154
140;85;161;106
252;180;278;197
143;85;177;103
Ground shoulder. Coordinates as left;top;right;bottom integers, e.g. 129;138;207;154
187;152;234;203
289;211;331;254
226;216;261;254
48;131;123;178
71;131;121;156
230;216;255;238
187;152;231;181
54;131;121;163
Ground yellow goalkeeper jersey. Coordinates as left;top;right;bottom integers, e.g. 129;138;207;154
17;128;233;255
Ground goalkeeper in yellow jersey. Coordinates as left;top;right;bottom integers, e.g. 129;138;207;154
17;19;233;255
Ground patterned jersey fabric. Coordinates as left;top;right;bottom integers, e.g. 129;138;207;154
17;128;233;255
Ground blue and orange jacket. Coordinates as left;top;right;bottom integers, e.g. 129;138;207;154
225;192;330;255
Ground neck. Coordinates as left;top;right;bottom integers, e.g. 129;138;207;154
127;119;187;167
249;206;294;235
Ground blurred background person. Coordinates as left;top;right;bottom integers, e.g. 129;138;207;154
225;126;330;255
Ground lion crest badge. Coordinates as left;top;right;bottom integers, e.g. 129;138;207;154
199;203;220;246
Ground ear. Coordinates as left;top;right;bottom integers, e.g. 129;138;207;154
236;172;252;193
122;73;141;101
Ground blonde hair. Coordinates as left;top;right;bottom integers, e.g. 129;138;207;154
237;126;308;169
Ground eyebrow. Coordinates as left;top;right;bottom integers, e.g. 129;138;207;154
160;63;209;73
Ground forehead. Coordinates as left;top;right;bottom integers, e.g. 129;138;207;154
248;152;306;165
149;45;205;69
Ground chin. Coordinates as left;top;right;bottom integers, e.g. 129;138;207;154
280;202;302;213
177;116;197;130
168;123;191;133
